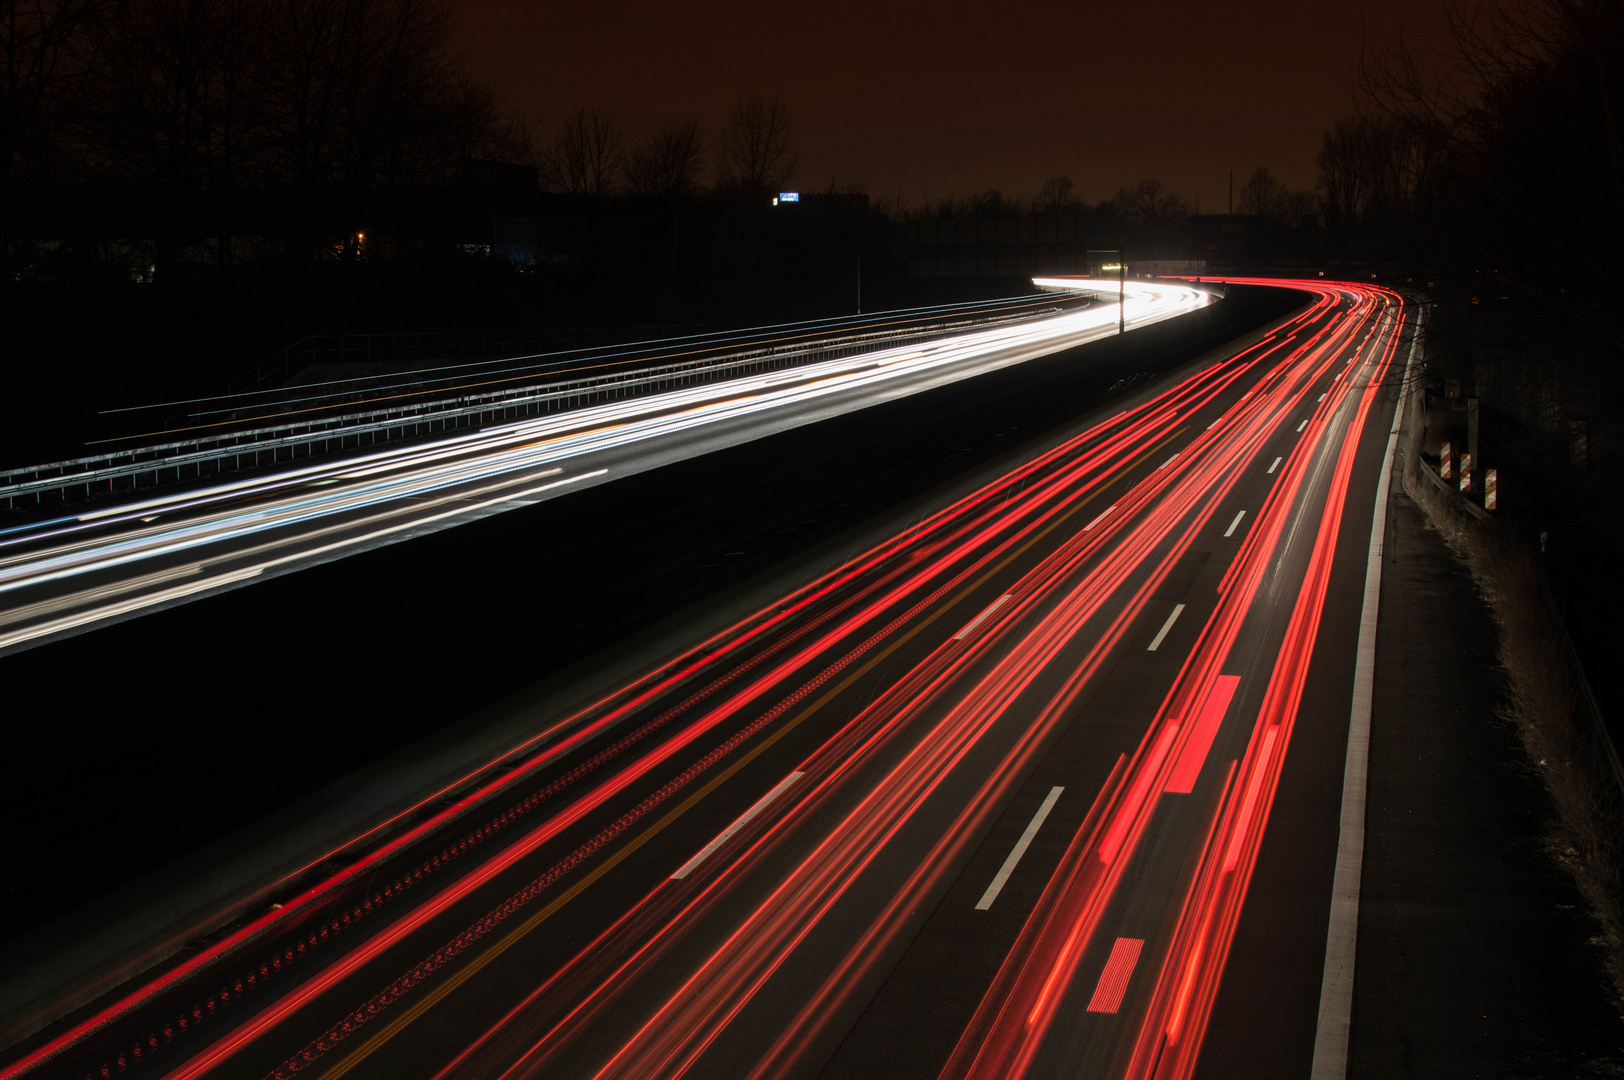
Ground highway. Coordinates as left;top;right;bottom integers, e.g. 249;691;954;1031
0;278;1413;1080
0;280;1204;657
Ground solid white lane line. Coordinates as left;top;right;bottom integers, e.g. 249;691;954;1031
953;594;1012;641
672;771;804;879
1223;510;1247;538
1310;315;1418;1078
1268;457;1282;474
1083;505;1116;531
1146;603;1186;652
1297;419;1310;432
976;786;1064;910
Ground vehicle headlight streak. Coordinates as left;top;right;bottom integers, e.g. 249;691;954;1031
0;281;1410;1080
536;288;1401;1080
0;284;1206;654
283;285;1389;1080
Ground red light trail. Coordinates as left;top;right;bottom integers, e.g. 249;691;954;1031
3;279;1410;1080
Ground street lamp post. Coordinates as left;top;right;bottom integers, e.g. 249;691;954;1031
1087;247;1127;333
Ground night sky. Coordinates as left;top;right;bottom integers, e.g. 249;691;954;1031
445;0;1453;209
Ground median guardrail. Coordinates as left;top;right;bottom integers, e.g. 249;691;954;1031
2;298;1076;510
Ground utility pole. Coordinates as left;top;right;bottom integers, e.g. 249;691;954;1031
1228;170;1233;215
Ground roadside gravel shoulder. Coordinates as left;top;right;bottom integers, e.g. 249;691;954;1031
1352;487;1623;1077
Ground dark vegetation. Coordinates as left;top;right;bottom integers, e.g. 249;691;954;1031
1331;0;1623;599
0;0;908;464
1344;0;1624;1006
0;0;1354;468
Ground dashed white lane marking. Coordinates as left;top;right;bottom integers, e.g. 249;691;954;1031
1268;457;1282;474
1297;419;1310;433
976;786;1065;910
1158;453;1178;470
1083;505;1116;531
1147;603;1186;652
1223;510;1247;538
672;771;803;879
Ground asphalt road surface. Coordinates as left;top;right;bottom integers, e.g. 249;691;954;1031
0;278;1418;1080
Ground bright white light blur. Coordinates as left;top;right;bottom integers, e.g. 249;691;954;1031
0;285;1209;652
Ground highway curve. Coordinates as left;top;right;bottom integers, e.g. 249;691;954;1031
0;278;1412;1080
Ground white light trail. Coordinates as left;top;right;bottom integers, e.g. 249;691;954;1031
0;283;1209;652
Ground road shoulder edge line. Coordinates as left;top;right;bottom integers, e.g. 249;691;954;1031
1309;311;1418;1078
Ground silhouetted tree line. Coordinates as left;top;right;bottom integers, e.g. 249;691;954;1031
1;0;528;198
1317;0;1624;689
1316;0;1622;531
531;93;796;203
0;0;810;270
896;169;1324;263
0;0;836;462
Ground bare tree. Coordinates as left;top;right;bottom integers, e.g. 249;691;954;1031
1280;188;1319;227
1035;174;1077;216
1236;166;1285;220
624;118;702;197
419;75;536;185
82;0;241;191
257;0;354;191
0;0;536;283
868;190;907;221
1356;0;1623;332
0;0;104;191
715;92;795;201
1315;116;1369;229
335;0;457;189
1235;167;1319;227
546;105;621;197
966;188;1009;217
255;0;485;194
1111;178;1191;225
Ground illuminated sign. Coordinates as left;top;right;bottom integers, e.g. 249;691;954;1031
778;192;799;202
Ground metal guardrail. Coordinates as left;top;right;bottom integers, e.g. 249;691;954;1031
1;305;1061;510
1397;335;1624;810
1415;454;1491;519
131;296;1079;432
215;324;704;406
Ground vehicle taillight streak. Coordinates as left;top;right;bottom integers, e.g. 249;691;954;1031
7;280;1413;1080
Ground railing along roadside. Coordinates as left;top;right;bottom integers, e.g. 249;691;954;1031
0;306;1052;510
1393;314;1624;810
